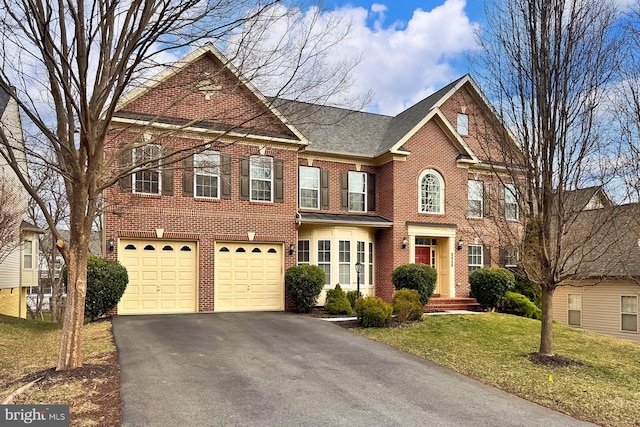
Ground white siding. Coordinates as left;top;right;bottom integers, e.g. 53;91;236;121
553;280;640;342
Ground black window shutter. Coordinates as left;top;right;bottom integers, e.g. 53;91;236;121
240;157;250;200
483;182;491;217
367;173;376;211
182;156;194;197
221;154;231;200
320;169;329;209
499;185;505;217
274;159;284;203
118;147;133;192
340;171;349;210
498;247;506;267
161;148;174;196
483;245;492;267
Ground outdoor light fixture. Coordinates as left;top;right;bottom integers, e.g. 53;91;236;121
108;237;115;253
457;239;464;251
355;261;363;297
402;237;408;249
289;243;295;256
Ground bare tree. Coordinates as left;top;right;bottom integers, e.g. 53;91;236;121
0;0;361;369
473;0;624;356
0;180;24;264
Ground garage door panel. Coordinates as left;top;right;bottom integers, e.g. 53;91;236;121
118;239;197;315
215;242;283;312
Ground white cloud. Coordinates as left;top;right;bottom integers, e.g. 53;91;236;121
279;0;479;115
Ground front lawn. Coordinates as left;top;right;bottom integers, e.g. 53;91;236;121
355;313;640;427
0;315;120;426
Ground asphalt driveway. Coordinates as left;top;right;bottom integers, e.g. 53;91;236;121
112;312;593;426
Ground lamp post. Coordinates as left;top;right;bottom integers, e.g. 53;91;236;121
355;261;362;297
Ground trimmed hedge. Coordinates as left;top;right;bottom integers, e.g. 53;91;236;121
469;267;515;311
85;256;128;321
355;296;392;328
391;263;437;305
391;289;423;323
285;265;326;313
502;291;542;320
324;284;352;315
346;290;361;311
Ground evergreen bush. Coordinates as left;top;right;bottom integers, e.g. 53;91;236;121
324;284;352;315
391;289;423;323
469;267;515;311
355;296;392;328
502;291;542;320
85;256;128;321
391;263;437;305
284;265;326;313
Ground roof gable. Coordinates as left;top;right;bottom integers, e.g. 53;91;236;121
114;44;306;145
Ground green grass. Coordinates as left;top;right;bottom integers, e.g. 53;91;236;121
355;313;640;427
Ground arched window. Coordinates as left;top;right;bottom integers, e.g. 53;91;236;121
419;170;444;214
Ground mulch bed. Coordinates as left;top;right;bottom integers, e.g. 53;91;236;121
525;352;584;367
302;308;418;329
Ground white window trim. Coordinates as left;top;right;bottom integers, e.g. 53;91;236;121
348;171;367;213
457;113;469;136
194;151;220;199
504;183;518;221
317;239;331;286
418;169;444;214
504;247;519;268
338;240;351;286
621;295;638;333
468;244;483;274
23;239;33;270
299;166;320;210
356;240;365;287
568;294;582;327
132;144;162;195
368;241;374;287
250;155;273;203
468;179;483;218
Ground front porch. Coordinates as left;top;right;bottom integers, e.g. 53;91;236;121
425;297;481;312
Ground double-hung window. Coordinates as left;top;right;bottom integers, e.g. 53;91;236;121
368;242;374;286
133;144;161;194
356;241;365;286
621;296;638;332
23;240;33;269
504;183;518;220
297;240;310;265
317;240;331;285
299;166;320;209
339;240;351;285
468;245;483;274
250;155;273;202
348;172;366;212
568;294;582;326
194;151;220;199
468;180;483;218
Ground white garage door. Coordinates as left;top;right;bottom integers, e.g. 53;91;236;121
117;239;197;315
215;242;284;312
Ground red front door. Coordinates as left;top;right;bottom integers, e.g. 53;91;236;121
415;246;431;266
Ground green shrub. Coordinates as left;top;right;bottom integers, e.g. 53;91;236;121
502;291;542;320
324;284;352;315
511;270;542;308
469;267;515;311
391;263;437;305
391;289;423;323
355;296;392;328
285;265;326;313
346;290;361;311
85;256;128;321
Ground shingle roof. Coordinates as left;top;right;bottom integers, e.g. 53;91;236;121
297;212;392;227
563;203;640;279
273;75;468;158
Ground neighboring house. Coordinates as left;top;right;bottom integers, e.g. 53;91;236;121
552;187;640;342
0;83;44;318
104;44;522;315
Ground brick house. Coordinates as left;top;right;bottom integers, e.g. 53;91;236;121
105;44;522;314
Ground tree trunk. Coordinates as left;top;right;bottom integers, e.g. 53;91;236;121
56;233;90;370
539;285;555;356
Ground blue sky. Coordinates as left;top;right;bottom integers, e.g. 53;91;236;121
289;0;484;114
